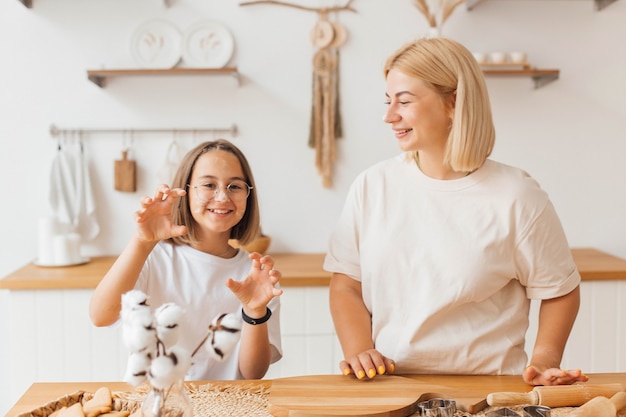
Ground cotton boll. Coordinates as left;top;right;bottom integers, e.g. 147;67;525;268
124;352;151;386
206;313;241;361
121;290;150;318
149;354;177;390
123;304;154;328
123;325;156;354
122;308;156;353
148;347;191;389
167;345;192;381
218;313;242;332
155;302;185;349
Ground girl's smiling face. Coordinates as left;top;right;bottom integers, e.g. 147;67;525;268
383;68;451;154
187;149;248;239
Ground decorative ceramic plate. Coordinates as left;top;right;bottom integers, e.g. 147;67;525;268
181;20;235;68
130;19;182;69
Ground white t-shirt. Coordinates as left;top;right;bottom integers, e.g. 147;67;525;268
324;155;580;375
135;242;282;380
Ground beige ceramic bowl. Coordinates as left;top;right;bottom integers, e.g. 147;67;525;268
229;235;271;254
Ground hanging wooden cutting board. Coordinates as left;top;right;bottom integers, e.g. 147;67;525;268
267;374;488;416
114;150;136;192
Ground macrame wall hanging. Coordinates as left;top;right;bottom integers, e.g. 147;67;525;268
240;0;356;188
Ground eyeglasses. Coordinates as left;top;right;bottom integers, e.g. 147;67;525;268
188;180;253;202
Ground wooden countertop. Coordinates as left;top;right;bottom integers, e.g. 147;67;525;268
6;373;626;417
1;248;626;291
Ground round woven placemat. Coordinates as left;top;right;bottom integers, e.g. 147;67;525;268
118;383;272;417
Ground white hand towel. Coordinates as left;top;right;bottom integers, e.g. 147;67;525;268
49;137;99;241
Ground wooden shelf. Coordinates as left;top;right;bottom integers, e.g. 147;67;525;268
482;68;560;89
86;67;240;88
19;0;171;7
467;0;618;11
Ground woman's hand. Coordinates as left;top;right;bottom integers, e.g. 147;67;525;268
340;349;396;380
522;365;588;386
135;185;188;242
226;253;283;317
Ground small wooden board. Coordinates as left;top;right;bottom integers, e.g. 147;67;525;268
267;374;488;416
114;151;136;192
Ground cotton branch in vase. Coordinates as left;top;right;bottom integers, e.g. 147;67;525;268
121;290;241;416
412;0;465;37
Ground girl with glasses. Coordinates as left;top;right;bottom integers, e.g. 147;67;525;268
90;139;282;380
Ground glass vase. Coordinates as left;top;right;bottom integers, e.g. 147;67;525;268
141;380;192;417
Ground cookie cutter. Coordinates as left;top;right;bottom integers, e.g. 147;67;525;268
486;408;520;417
522;405;551;417
417;398;456;417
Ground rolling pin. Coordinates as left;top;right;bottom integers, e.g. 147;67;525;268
567;391;626;417
487;383;625;408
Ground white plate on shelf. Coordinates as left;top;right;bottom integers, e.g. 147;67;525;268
181;20;234;68
130;19;182;69
34;257;90;268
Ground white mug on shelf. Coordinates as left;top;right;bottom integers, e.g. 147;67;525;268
52;233;83;265
489;51;507;64
472;52;487;64
509;51;527;64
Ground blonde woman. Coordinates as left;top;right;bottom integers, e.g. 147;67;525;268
326;37;586;386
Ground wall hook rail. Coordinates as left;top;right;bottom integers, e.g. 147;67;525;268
49;124;238;138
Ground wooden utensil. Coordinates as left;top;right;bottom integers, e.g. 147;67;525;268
567;391;626;417
114;150;136;192
268;374;488;416
487;383;625;408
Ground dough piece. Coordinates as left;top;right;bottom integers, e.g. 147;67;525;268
98;411;130;417
58;403;85;417
83;387;112;417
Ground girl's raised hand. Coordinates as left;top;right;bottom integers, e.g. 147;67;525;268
135;185;188;242
225;253;283;317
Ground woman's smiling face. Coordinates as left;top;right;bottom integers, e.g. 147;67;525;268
187;149;248;238
383;68;451;154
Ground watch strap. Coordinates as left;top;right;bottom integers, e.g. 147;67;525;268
241;307;272;325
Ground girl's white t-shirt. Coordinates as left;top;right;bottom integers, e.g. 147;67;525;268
135;242;282;380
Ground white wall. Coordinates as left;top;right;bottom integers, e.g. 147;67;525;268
1;0;626;414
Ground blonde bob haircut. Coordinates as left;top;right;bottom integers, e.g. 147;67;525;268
168;139;261;247
384;37;495;172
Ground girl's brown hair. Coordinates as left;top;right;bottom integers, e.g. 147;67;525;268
384;37;495;172
169;139;261;246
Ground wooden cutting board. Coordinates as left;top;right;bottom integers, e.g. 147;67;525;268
267;374;488;416
114;150;136;192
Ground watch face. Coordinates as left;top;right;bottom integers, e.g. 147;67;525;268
181;20;235;68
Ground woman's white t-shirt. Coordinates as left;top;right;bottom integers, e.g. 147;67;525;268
324;156;579;375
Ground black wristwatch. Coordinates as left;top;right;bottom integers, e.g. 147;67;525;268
241;307;272;325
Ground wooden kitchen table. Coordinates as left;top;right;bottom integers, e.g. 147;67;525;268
6;374;626;417
2;248;626;290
